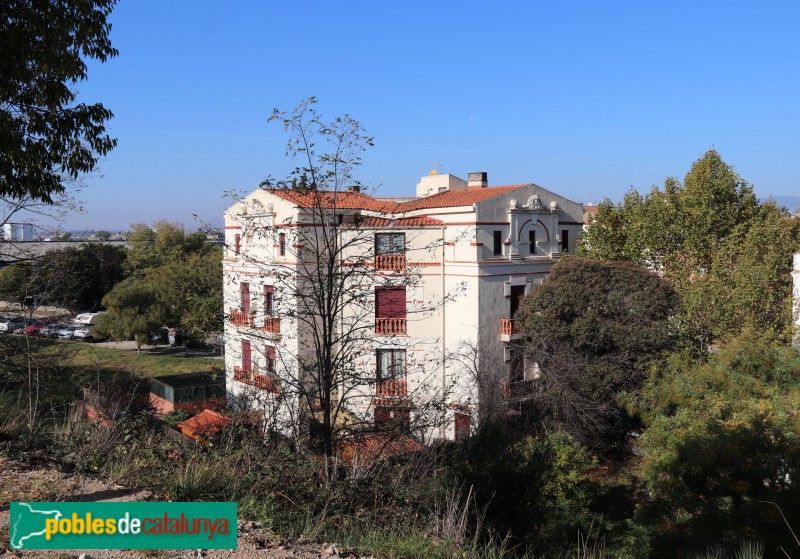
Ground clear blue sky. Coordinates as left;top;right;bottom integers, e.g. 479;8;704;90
70;0;800;230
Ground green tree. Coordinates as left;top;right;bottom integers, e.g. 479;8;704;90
125;220;210;273
98;220;222;345
636;336;800;554
94;277;162;352
675;203;800;349
36;243;126;312
455;423;596;552
516;257;677;449
0;262;34;305
578;150;795;351
157;249;222;341
580;150;758;272
0;0;118;203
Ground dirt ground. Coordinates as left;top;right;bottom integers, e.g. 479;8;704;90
0;457;371;559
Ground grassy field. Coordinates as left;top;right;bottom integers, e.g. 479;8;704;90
0;336;224;420
27;338;223;378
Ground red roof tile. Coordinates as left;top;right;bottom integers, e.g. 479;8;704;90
268;185;529;214
269;189;395;212
396;185;529;211
338;432;423;463
359;216;443;227
178;409;232;436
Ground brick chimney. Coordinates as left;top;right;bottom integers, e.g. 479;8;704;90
467;172;488;190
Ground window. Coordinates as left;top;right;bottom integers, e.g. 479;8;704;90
240;283;250;314
242;339;252;373
279;233;286;256
375;287;407;334
375;287;406;319
234;233;241;255
561;229;570;252
376;349;406;380
264;286;274;316
375;233;405;256
375;407;410;431
264;345;276;373
455;413;471;442
493;231;502;256
375;233;406;270
528;230;536;255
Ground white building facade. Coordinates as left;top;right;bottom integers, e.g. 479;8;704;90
222;172;584;442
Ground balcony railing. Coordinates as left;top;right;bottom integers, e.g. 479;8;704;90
230;310;250;327
233;366;251;383
375;254;406;271
376;379;407;397
500;319;519;336
502;379;537;401
257;316;281;334
375;317;407;335
229;311;281;334
233;366;280;393
253;372;281;393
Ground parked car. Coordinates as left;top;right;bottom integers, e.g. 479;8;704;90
7;317;28;333
23;320;47;336
0;317;13;332
72;324;94;341
38;322;65;338
56;325;77;340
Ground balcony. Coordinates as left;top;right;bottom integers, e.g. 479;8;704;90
255;316;281;334
376;379;407;398
233;366;280;393
252;372;281;393
375;254;406;271
502;379;537;401
500;319;520;342
230;310;250;328
375;317;407;335
233;366;251;383
229;311;281;335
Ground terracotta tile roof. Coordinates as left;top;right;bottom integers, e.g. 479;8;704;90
268;189;395;212
395;185;529;211
178;409;232;436
359;216;443;227
268;185;529;214
338;432;423;463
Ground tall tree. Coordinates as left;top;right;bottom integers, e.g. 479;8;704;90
36;243;126;312
580;150;758;272
96;220;222;345
578;150;796;351
230;98;447;460
0;0;118;203
636;336;800;554
516;257;677;449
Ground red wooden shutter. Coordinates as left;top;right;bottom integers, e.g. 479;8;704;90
279;233;286;256
235;233;241;255
264;285;274;315
375;407;391;425
265;345;276;372
240;283;250;314
375;287;406;319
455;413;471;441
242;339;252;373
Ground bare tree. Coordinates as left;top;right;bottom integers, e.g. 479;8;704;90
224;99;461;463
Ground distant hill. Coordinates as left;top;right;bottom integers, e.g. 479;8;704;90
761;196;800;213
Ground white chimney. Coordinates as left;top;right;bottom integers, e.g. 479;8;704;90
467;172;488;190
